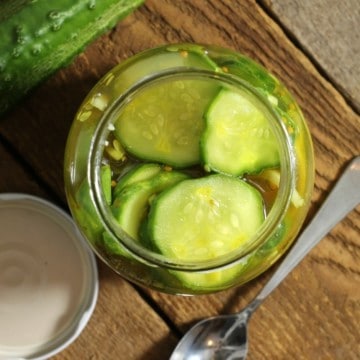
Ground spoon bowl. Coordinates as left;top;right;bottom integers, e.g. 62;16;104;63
171;312;250;360
170;156;360;360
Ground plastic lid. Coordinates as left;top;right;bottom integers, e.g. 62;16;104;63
0;193;98;360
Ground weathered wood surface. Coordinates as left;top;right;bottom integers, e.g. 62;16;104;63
261;0;360;112
0;0;359;359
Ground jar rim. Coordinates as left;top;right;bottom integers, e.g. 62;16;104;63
89;68;295;271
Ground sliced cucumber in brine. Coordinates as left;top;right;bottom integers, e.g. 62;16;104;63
101;164;112;205
111;169;189;241
74;164;112;238
221;58;277;94
201;89;280;175
113;163;162;197
114;78;220;168
112;44;219;94
148;174;265;262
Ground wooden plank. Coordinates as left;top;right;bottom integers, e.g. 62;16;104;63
0;139;50;197
54;263;178;359
261;0;360;112
0;0;359;359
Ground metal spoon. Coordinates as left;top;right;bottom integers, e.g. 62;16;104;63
170;156;360;360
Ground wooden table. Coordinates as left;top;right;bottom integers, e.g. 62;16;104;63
1;1;359;359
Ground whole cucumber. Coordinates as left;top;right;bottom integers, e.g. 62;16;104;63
0;0;144;117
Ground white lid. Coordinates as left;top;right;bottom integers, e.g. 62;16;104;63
0;193;98;360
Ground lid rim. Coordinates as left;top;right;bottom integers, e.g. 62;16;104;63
0;193;99;360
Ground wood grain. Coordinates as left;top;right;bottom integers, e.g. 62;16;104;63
0;139;50;198
54;263;178;360
0;0;359;359
261;0;360;112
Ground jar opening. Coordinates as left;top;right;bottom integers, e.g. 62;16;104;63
89;69;295;271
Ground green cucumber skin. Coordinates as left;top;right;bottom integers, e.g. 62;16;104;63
201;89;280;175
0;0;144;117
111;170;189;241
113;163;162;198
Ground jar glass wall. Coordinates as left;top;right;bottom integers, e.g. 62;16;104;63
64;44;314;295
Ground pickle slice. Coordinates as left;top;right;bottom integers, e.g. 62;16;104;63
111;169;189;241
114;79;219;168
201;89;280;175
148;174;265;261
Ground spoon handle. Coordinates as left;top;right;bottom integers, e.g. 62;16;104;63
252;156;360;307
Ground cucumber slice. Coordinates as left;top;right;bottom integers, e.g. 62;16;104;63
171;265;245;290
73;164;112;239
113;163;162;197
113;45;218;94
101;231;128;257
114;78;220;168
101;164;112;205
221;58;277;93
148;174;265;262
201;89;280;175
111;170;189;241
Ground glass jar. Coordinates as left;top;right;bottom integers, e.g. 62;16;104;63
64;44;314;295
